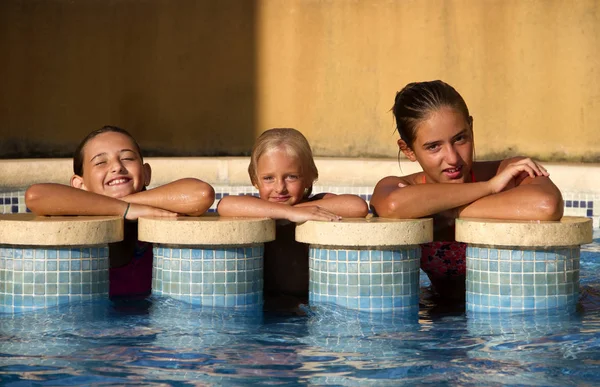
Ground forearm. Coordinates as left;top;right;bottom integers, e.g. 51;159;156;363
123;178;215;216
217;196;291;219
459;177;563;220
296;194;368;218
25;183;128;216
374;182;493;219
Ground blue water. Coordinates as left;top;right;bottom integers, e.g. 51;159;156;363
1;232;600;386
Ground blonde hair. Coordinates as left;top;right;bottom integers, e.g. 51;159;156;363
248;128;319;197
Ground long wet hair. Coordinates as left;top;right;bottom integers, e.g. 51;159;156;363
248;128;319;197
73;126;143;176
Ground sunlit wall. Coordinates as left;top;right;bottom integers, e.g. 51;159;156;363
1;0;599;161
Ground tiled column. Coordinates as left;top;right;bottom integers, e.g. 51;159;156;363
456;217;592;313
296;218;432;313
0;214;123;313
138;216;275;308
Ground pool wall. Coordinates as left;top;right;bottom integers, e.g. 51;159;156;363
1;158;599;229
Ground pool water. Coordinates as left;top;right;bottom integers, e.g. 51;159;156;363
1;232;599;386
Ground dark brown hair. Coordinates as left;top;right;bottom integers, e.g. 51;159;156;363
392;80;471;148
73;126;143;176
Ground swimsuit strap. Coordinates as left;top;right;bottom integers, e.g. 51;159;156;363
421;169;476;184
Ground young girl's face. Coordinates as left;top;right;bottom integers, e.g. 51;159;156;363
406;106;474;184
72;131;149;198
255;147;310;205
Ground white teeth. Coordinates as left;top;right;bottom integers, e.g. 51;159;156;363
107;178;128;186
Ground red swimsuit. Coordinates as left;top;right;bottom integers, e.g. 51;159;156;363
419;171;474;281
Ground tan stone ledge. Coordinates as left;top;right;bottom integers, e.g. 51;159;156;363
0;214;123;246
455;216;593;247
138;216;275;245
295;218;433;247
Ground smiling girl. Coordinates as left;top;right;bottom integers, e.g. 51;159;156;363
25;126;215;298
218;128;368;307
370;81;563;300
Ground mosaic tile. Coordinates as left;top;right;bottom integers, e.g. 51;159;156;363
0;245;110;313
308;246;420;313
466;245;579;313
152;244;264;308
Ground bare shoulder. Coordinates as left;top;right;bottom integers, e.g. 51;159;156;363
374;173;419;191
473;160;504;181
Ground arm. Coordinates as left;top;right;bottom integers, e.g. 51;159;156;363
370;175;495;219
25;183;176;219
122;178;215;216
217;195;343;222
459;158;563;221
295;194;368;218
371;158;557;220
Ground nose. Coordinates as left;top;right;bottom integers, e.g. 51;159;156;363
109;158;127;174
275;179;287;194
444;144;460;165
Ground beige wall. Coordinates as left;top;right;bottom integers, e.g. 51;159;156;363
0;0;258;157
1;0;599;161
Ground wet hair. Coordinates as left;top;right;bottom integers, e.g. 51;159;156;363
73;125;143;176
392;80;472;148
248;128;319;197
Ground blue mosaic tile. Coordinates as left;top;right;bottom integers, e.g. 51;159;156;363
152;244;264;308
466;245;579;313
308;246;420;313
0;245;110;313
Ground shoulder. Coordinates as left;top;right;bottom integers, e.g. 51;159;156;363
374;173;420;191
473;156;529;181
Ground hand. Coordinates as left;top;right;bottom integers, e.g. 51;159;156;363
488;158;549;194
125;203;178;220
288;205;342;223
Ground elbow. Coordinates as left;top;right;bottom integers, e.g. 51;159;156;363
184;178;215;216
25;185;44;215
352;199;369;218
216;196;235;217
371;199;403;219
536;192;564;221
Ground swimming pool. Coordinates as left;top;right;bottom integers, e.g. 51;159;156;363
1;230;598;386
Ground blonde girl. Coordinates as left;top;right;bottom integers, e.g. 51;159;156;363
218;128;368;306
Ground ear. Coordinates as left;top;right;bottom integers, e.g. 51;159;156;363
143;163;152;187
70;175;86;190
397;139;417;162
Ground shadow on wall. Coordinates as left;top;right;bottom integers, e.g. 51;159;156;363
0;0;257;158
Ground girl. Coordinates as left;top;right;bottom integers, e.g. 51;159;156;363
25;126;215;298
370;81;563;300
218;128;368;307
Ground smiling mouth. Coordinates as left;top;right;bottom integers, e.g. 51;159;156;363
106;178;131;186
271;196;291;202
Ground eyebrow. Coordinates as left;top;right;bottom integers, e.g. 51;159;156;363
89;149;138;163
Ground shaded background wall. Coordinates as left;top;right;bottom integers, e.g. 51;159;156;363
1;0;599;161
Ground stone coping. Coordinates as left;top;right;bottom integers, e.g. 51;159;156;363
138;216;275;245
295;218;432;247
455;216;593;247
1;158;599;194
0;214;123;246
